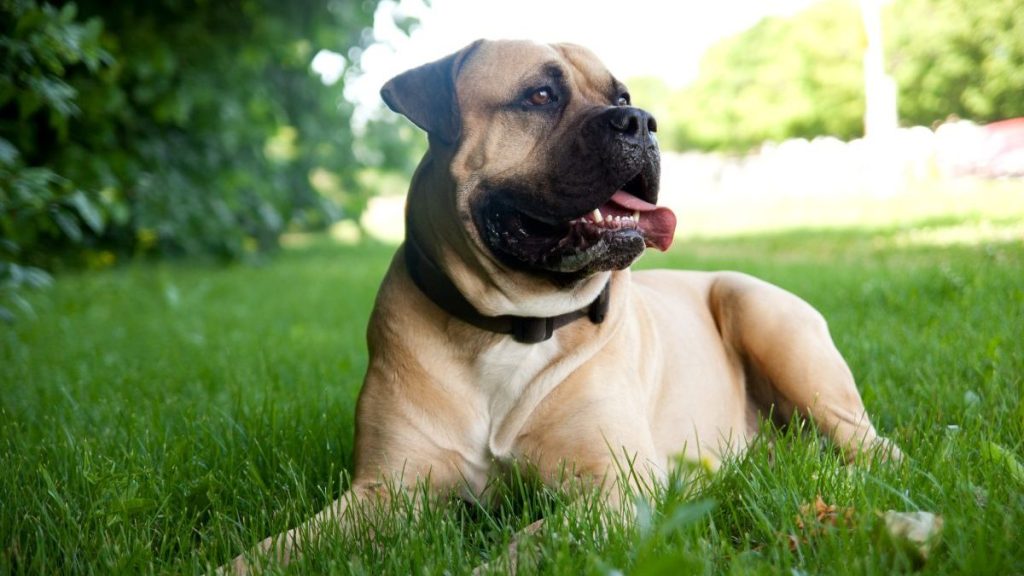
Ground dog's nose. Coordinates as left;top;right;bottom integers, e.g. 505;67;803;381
608;107;657;139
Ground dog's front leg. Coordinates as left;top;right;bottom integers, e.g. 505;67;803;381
516;375;667;515
223;342;484;574
223;481;395;575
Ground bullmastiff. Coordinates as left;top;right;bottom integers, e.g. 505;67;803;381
227;39;898;572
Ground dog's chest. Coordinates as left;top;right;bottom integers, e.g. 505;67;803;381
472;339;564;459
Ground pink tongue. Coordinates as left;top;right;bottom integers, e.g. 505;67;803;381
607;191;677;251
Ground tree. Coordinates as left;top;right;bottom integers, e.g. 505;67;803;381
886;0;1024;126
648;0;1023;153
1;0;383;268
661;0;866;152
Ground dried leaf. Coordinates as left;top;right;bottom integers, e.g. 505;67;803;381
883;510;943;560
788;494;858;550
813;495;835;520
795;494;855;531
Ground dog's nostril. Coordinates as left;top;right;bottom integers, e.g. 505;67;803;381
609;110;641;135
609;109;656;138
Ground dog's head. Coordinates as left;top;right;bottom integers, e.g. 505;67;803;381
382;39;676;285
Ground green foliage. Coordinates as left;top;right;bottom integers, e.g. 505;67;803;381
356;111;429;181
886;0;1024;125
348;110;429;207
1;0;382;264
0;256;52;322
650;0;1024;152
0;0;108;318
657;0;866;152
1;0;387;318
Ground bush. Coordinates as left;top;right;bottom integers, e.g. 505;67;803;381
1;0;384;318
1;0;381;261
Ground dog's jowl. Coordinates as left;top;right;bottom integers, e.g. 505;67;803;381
226;39;899;573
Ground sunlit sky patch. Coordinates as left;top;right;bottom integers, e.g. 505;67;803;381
334;0;822;114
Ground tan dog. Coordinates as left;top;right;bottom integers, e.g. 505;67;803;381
227;39;898;572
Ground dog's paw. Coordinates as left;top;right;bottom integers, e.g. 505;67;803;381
873;436;903;462
215;555;247;576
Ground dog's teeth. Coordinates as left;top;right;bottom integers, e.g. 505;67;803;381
591;208;602;223
633;210;641;223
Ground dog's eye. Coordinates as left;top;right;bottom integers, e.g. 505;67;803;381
616;93;631;106
525;87;556;106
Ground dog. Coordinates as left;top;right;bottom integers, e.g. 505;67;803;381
226;39;898;573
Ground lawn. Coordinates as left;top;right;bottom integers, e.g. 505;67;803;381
2;209;1023;574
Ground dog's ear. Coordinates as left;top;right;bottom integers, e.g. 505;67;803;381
380;40;483;146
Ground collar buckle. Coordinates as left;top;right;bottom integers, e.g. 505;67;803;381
511;316;555;344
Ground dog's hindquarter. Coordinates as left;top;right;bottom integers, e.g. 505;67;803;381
630;270;760;467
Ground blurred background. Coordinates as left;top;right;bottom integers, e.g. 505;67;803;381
2;0;1022;317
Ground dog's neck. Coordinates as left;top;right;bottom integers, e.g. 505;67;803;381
402;230;610;343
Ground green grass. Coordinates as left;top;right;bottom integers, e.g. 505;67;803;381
2;218;1023;574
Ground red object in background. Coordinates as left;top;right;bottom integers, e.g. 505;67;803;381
979;118;1024;177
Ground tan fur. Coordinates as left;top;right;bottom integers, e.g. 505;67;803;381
226;40;897;574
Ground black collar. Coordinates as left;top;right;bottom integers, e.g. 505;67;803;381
403;236;610;344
